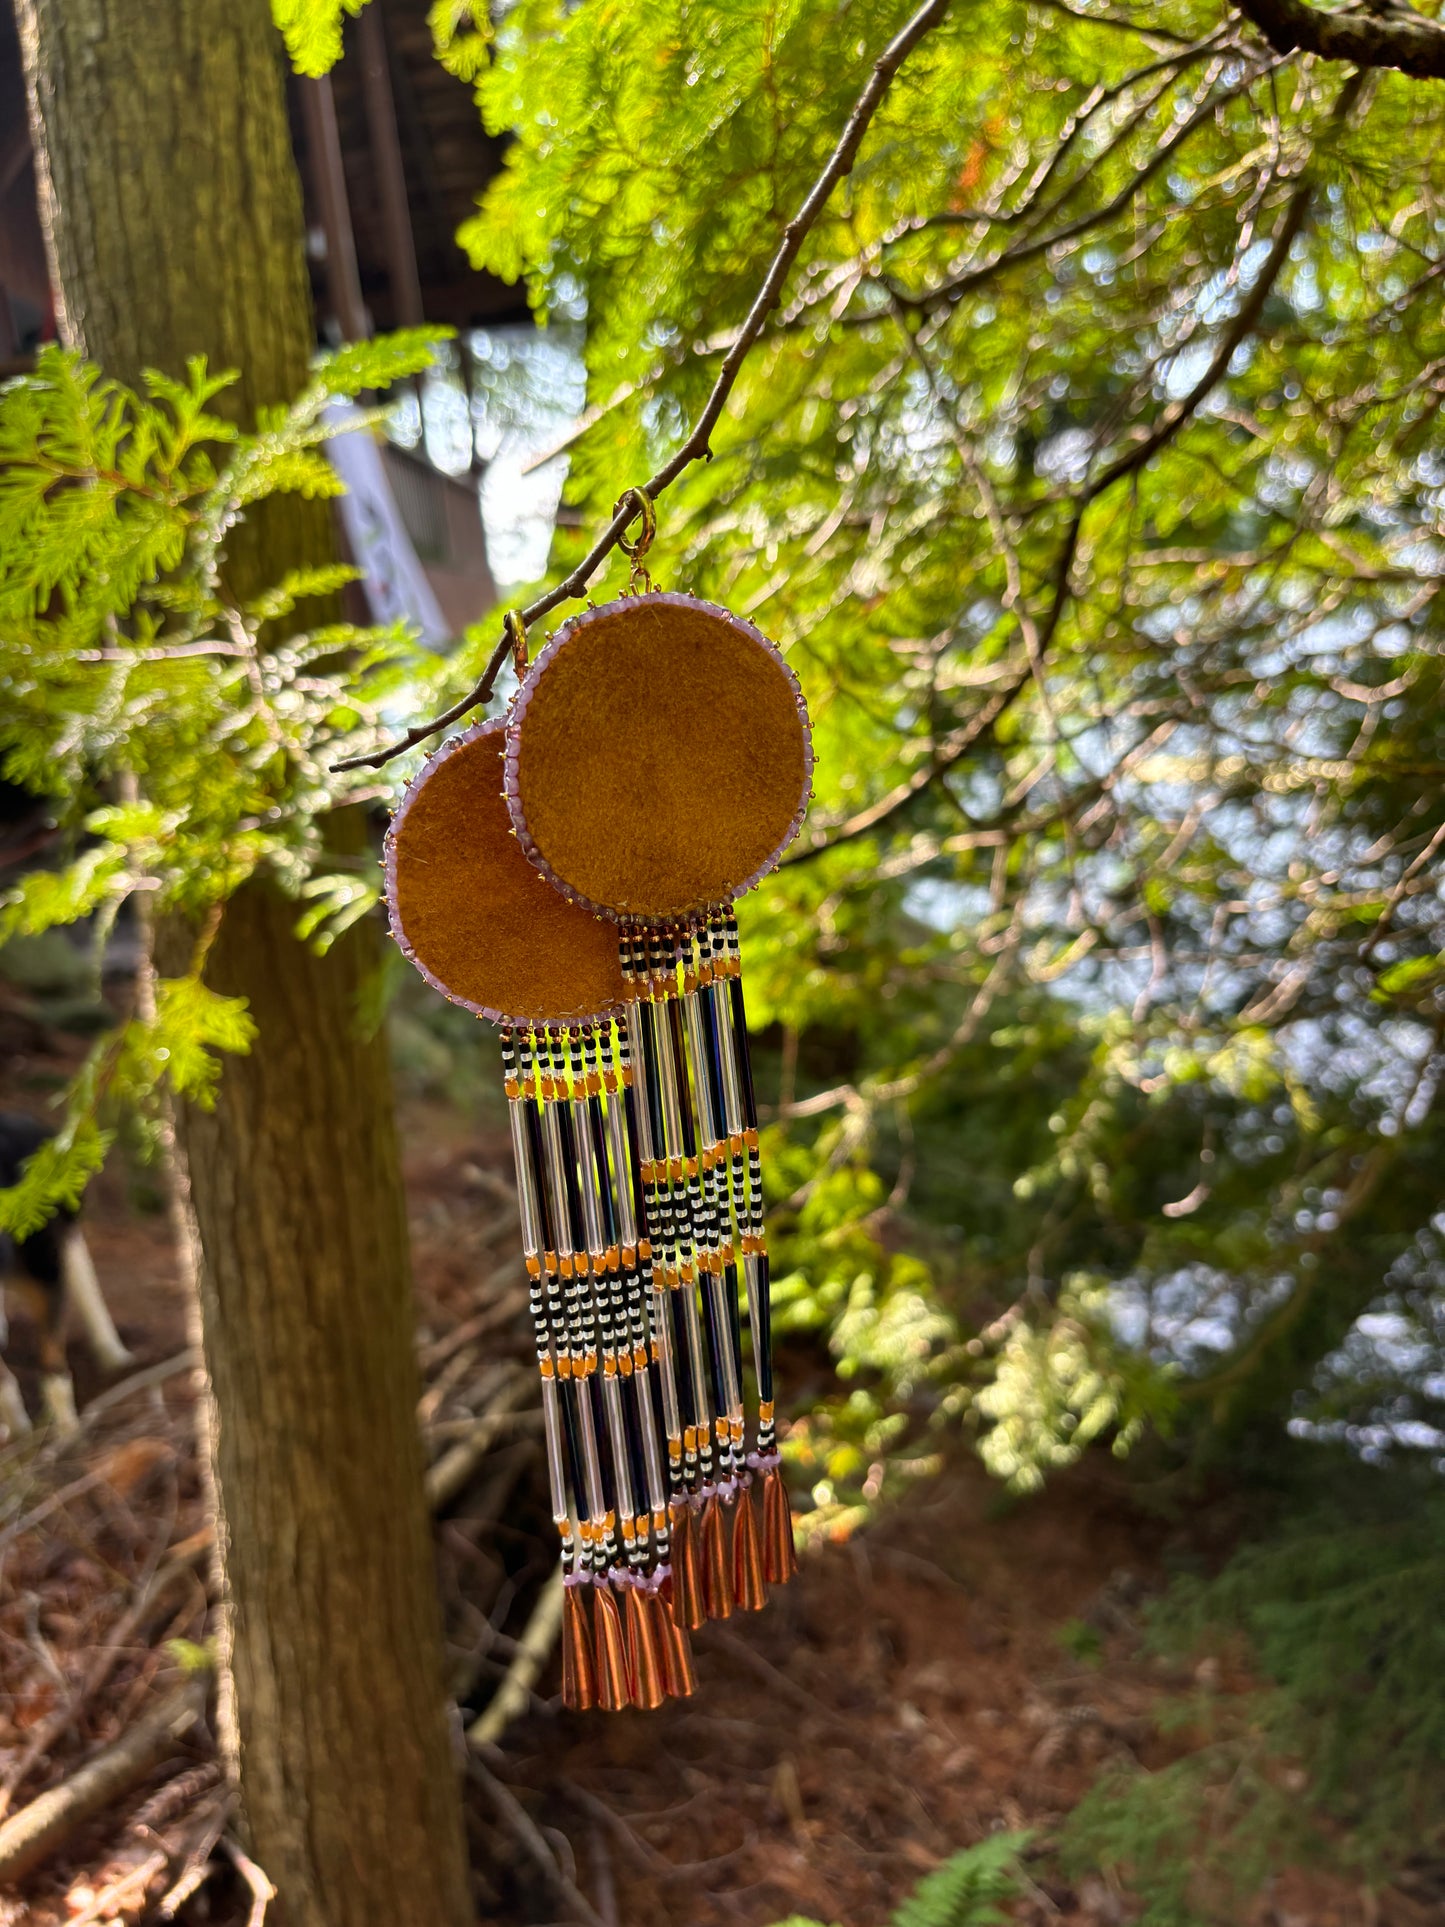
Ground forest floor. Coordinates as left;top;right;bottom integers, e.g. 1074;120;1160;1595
0;1047;1430;1926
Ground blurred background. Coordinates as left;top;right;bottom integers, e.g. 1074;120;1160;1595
2;2;1444;1924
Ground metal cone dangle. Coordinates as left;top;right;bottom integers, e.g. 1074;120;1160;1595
384;515;812;1713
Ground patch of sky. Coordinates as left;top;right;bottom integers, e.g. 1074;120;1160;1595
471;322;586;587
1109;1265;1269;1368
1034;424;1092;487
903;878;990;932
382;321;587;586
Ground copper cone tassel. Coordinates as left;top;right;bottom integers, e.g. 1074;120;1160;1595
731;1480;767;1612
700;1490;734;1621
562;1580;598;1712
592;1580;631;1711
669;1497;705;1631
624;1582;666;1711
761;1464;798;1585
653;1579;696;1700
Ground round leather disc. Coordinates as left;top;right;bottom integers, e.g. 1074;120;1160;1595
384;721;626;1027
504;593;812;920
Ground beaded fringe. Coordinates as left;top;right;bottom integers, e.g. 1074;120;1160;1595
500;909;793;1711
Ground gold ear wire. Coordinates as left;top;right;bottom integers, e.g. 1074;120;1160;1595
613;486;655;558
613;487;656;594
504;608;528;681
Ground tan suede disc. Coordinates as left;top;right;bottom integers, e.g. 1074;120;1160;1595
504;594;811;919
385;722;625;1026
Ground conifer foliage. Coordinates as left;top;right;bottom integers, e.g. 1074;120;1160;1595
0;333;446;1231
456;0;1445;1503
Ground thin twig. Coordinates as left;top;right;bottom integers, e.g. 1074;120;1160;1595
74;1349;203;1430
417;1287;525;1374
332;0;952;774
563;1782;673;1879
221;1835;277;1927
466;1564;565;1747
704;1627;854;1736
0;1679;206;1884
155;1794;235;1918
426;1369;532;1511
469;1758;608;1927
67;1850;170;1925
0;1525;213;1813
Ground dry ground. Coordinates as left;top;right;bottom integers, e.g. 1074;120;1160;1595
0;1077;1431;1926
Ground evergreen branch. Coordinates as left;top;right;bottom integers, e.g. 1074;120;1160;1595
1026;0;1200;39
331;0;953;773
896;62;1275;318
1082;170;1317;499
1234;0;1445;80
790;111;1341;867
783;681;1026;863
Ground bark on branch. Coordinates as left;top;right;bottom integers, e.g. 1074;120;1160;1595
1234;0;1445;80
0;1680;206;1885
334;0;952;773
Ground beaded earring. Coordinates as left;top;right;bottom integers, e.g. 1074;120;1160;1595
384;500;811;1712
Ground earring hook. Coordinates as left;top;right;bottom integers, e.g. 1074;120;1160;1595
614;486;655;559
613;487;656;595
505;609;528;682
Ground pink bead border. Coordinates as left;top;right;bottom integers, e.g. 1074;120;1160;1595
502;591;815;926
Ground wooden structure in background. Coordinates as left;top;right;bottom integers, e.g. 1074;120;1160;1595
0;0;509;622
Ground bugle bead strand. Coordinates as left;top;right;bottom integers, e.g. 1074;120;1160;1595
622;980;693;1499
632;934;712;1491
558;1031;624;1575
615;1017;684;1514
597;1130;665;1561
682;930;747;1474
705;918;752;1283
704;914;771;1456
572;1029;645;1570
518;1033;571;1386
645;930;719;1492
537;1030;610;1572
502;1029;579;1573
657;928;737;1489
591;1023;670;1555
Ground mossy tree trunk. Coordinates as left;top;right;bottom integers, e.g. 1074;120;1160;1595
17;4;474;1923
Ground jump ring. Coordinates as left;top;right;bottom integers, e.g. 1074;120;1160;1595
613;486;655;559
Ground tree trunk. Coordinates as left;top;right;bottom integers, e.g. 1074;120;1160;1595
17;6;474;1925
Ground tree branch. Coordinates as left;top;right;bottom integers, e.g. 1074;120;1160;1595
333;0;952;774
797;91;1349;867
1083;169;1314;501
899;63;1270;318
783;680;1025;864
1234;0;1445;80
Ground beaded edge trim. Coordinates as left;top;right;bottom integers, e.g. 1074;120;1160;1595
382;718;624;1030
501;591;815;927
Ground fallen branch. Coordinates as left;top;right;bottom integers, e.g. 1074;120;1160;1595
706;1627;855;1736
332;0;952;774
0;1465;113;1549
67;1846;170;1925
426;1370;533;1512
468;1757;607;1927
0;1525;214;1815
0;1677;206;1885
418;1288;525;1375
74;1349;203;1431
466;1564;564;1749
155;1792;234;1918
563;1781;674;1879
221;1834;277;1927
